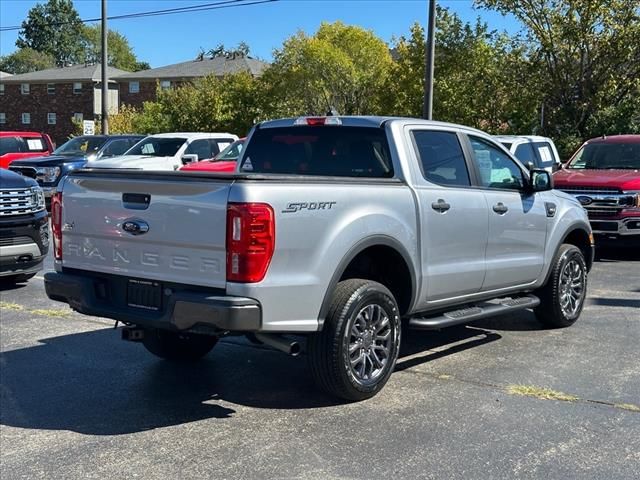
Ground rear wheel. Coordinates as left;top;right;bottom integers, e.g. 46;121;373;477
142;328;219;361
308;279;401;401
535;244;588;328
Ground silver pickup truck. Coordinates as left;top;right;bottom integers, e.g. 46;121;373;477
45;116;594;401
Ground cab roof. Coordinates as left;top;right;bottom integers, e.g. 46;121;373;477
586;134;640;144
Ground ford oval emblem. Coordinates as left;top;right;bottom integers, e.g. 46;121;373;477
122;219;149;235
576;195;593;206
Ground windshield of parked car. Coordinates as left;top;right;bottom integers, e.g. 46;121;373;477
240;126;393;177
54;136;107;156
212;140;244;162
125;137;186;157
567;142;640;169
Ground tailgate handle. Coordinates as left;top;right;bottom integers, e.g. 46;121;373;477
123;193;151;210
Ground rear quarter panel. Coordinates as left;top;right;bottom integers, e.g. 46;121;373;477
226;180;418;331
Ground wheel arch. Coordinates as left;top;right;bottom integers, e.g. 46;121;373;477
317;235;417;330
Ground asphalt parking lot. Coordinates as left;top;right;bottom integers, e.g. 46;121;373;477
1;247;639;479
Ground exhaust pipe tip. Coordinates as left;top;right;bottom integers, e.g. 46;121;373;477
254;333;301;356
289;341;301;357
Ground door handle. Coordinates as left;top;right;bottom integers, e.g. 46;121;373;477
431;199;451;213
492;202;508;214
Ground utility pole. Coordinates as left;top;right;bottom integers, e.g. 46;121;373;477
423;0;436;120
101;0;109;134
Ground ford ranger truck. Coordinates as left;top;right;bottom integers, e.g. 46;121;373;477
44;116;594;401
554;134;640;247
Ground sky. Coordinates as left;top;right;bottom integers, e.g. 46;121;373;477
0;0;522;68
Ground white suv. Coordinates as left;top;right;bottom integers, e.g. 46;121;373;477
494;135;561;173
88;132;238;171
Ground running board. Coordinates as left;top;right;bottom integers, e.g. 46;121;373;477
408;295;540;330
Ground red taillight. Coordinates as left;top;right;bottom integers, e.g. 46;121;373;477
51;192;63;260
226;202;275;283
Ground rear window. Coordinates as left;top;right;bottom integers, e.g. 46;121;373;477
240;126;393;177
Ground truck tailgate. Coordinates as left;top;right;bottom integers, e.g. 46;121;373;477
61;174;231;289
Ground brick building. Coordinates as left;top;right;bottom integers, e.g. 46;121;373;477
0;56;269;143
116;55;269;108
0;64;128;144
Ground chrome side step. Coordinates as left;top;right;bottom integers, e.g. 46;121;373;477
408;294;540;330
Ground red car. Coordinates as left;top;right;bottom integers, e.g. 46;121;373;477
0;131;55;169
179;138;245;173
554;134;640;245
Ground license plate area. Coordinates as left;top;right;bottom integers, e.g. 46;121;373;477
127;278;162;311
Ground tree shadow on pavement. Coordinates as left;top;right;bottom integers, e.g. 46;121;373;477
0;319;512;435
595;246;640;262
588;297;640;308
0;279;29;292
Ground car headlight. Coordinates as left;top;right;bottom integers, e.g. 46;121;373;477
623;191;640;209
30;186;46;212
35;166;61;183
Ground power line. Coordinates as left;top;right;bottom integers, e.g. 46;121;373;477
0;0;278;32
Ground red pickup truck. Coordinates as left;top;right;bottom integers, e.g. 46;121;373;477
554;135;640;245
0;131;55;169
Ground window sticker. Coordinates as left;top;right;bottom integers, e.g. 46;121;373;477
26;138;44;150
476;149;492;183
538;146;552;163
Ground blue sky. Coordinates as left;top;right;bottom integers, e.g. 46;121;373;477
1;0;521;68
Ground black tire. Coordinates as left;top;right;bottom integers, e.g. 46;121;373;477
308;279;401;401
535;244;588;328
142;328;219;361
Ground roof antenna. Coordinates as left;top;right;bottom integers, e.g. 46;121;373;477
326;107;339;116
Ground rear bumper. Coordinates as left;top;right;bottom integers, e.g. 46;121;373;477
44;271;262;332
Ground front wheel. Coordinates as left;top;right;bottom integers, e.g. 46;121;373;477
142;328;219;361
535;244;588;328
308;279;401;401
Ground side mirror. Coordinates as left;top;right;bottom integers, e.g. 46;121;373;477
530;169;553;192
181;154;198;165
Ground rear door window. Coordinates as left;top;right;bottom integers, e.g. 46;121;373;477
241;126;393;177
412;130;471;186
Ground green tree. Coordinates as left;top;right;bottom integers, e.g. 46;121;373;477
476;0;640;146
0;47;55;74
16;0;85;65
388;8;540;133
82;25;148;71
115;73;262;135
262;22;394;116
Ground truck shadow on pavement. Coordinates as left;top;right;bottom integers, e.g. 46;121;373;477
0;315;549;436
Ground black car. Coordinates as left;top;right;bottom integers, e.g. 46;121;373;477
0;168;49;283
9;134;144;207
